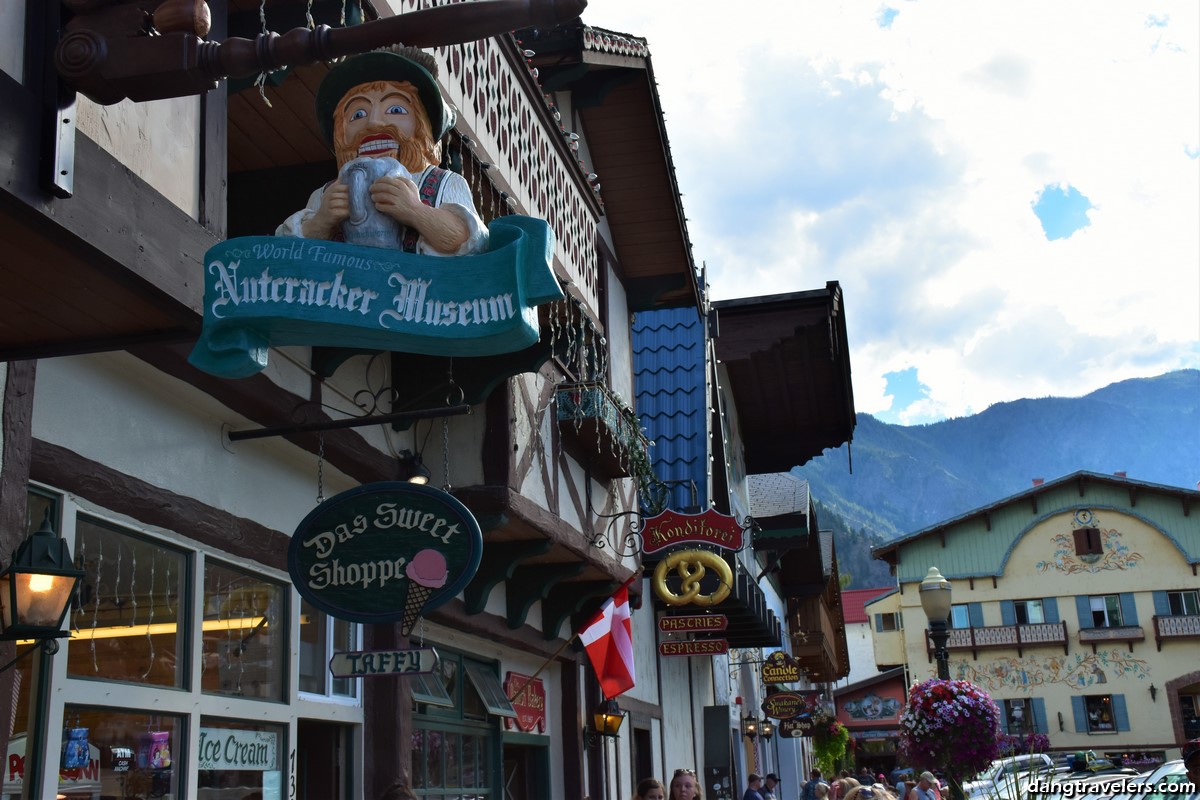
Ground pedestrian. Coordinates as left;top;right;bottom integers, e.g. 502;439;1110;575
815;782;831;800
634;778;666;800
832;777;861;800
744;773;765;800
907;772;941;800
1183;738;1200;785
844;785;896;800
763;773;780;800
801;769;824;800
670;768;702;800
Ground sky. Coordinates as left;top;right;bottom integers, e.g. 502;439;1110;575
579;0;1200;425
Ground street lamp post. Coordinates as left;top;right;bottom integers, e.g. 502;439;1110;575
919;567;952;680
919;566;963;800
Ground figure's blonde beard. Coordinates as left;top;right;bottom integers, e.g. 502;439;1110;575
335;129;433;173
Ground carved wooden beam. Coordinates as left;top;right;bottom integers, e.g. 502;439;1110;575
57;0;587;105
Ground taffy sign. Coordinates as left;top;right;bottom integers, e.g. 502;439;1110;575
288;482;482;633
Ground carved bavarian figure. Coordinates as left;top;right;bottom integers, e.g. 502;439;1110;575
277;47;488;257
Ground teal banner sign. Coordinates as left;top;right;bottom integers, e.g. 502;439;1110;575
189;216;562;378
288;482;483;632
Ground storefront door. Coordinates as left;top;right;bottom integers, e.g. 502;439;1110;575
298;720;352;800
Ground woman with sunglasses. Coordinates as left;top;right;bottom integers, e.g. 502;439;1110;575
670;768;702;800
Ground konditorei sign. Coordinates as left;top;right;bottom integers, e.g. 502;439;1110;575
288;482;482;633
641;508;745;554
188;221;562;378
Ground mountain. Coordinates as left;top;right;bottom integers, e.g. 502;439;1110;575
798;370;1200;587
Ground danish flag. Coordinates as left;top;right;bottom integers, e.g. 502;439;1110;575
578;576;637;698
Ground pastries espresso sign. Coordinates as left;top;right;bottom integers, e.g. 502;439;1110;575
288;482;482;632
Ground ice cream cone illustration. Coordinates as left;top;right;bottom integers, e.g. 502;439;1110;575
401;549;448;635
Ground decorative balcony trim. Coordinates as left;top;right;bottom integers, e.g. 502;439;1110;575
1152;614;1200;651
924;621;1069;660
1077;625;1145;653
556;381;651;482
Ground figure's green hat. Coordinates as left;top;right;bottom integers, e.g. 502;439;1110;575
315;46;454;149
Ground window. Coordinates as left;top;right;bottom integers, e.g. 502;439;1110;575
68;516;189;688
1089;595;1123;628
1014;599;1045;625
198;718;287;799
1073;527;1103;556
299;599;359;699
201;561;287;700
1167;590;1200;616
874;612;902;632
59;705;185;800
950;604;972;629
1084;695;1116;733
1003;699;1032;734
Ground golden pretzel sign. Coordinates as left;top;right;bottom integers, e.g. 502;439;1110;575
652;550;733;607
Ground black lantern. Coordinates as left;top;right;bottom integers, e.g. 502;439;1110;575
0;511;84;648
741;715;759;741
760;718;774;741
584;699;625;746
398;450;431;485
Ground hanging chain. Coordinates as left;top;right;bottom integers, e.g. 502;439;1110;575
316;432;326;504
442;360;459;491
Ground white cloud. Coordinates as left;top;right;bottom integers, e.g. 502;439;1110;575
583;0;1200;421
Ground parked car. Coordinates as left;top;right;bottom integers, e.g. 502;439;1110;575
963;754;1055;799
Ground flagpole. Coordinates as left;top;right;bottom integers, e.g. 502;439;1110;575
507;632;579;702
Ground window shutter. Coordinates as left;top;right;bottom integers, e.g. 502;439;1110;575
1074;596;1092;629
1043;597;1060;624
1000;702;1011;734
1001;600;1016;626
1153;591;1171;616
1031;698;1048;733
969;602;984;628
1119;593;1138;626
875;614;884;632
1071;695;1087;733
1112;695;1129;731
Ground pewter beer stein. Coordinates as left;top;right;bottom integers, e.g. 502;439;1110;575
340;156;412;249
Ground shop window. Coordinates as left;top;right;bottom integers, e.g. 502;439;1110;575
67;516;189;688
1167;590;1200;616
198;718;287;799
201;561;287;700
874;612;902;632
1014;599;1045;625
57;705;184;800
1089;595;1123;628
1083;695;1116;733
1002;699;1032;733
299;599;358;699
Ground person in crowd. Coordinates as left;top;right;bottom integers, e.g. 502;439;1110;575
858;767;874;784
802;769;824;800
1183;738;1200;785
832;776;861;800
670;768;702;800
907;771;942;800
762;773;780;800
634;778;666;800
815;782;831;800
844;784;897;800
744;773;765;800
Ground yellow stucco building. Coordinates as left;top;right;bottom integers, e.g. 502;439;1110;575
867;471;1200;768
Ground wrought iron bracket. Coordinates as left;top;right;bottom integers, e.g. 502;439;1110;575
227;402;470;442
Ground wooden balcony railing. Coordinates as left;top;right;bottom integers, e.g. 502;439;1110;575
1153;614;1200;651
925;622;1068;660
1077;625;1145;653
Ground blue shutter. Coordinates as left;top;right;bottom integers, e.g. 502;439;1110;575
1119;593;1138;626
875;614;884;632
1044;597;1060;624
969;602;984;628
1153;591;1171;616
1031;698;1048;733
1112;695;1129;731
1001;600;1016;626
1000;701;1011;734
1075;595;1092;629
1071;696;1087;733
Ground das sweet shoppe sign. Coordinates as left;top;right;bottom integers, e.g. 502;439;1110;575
288;482;482;634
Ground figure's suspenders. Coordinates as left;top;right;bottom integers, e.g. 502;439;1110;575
401;167;448;253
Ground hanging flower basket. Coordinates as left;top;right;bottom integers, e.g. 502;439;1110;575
812;718;850;774
556;381;650;480
898;679;1002;779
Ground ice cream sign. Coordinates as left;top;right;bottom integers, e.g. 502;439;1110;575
288;482;482;632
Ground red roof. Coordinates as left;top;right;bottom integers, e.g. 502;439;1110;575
841;587;894;624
